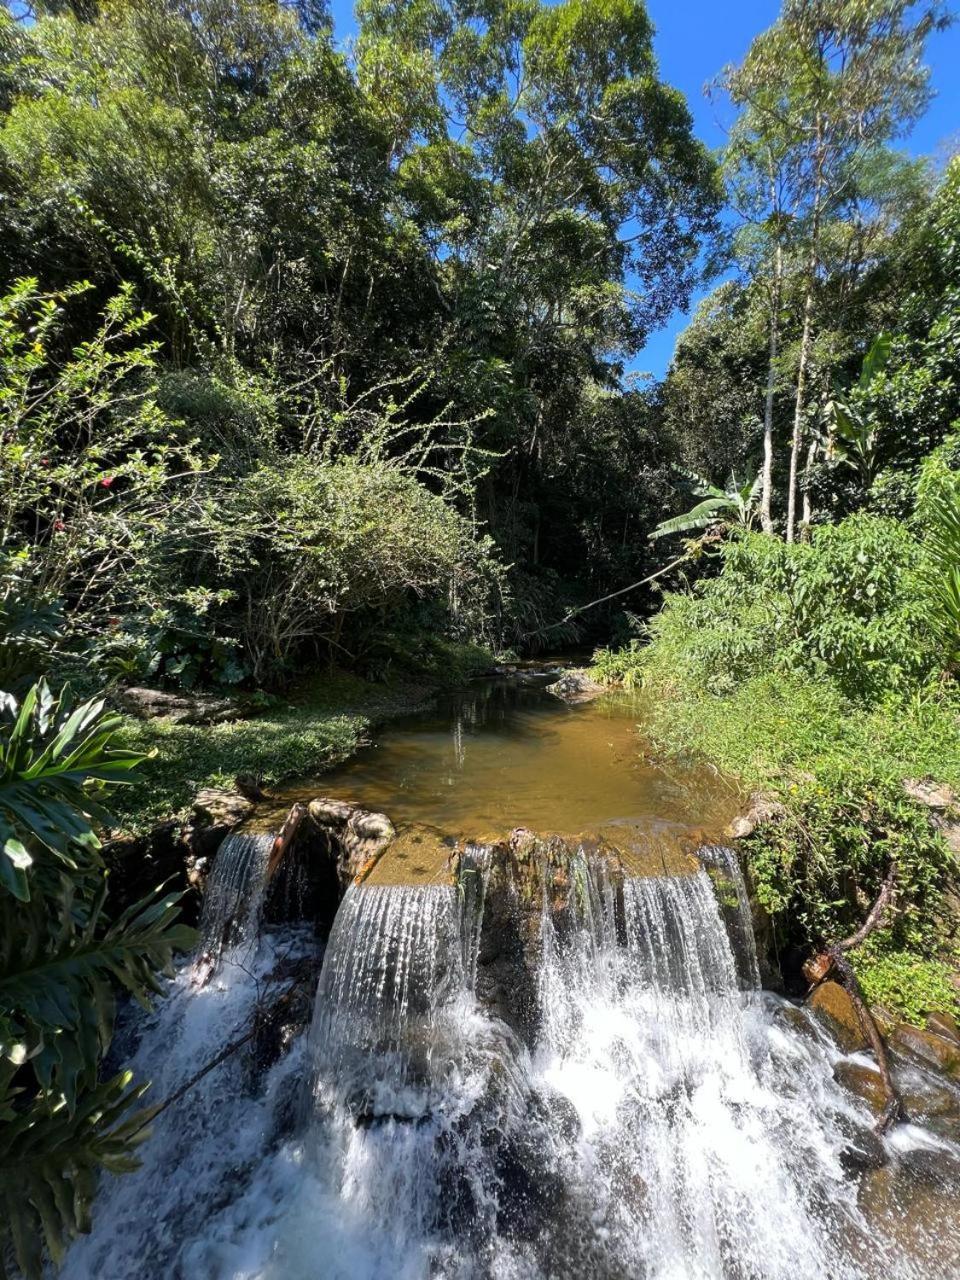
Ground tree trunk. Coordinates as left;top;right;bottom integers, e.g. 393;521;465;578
787;115;825;545
801;437;818;536
761;238;784;535
786;278;814;544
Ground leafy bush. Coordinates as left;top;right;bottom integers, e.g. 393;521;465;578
207;457;501;683
641;516;939;700
0;681;194;1276
855;945;960;1026
590;639;645;690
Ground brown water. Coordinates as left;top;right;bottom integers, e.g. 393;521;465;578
270;672;741;849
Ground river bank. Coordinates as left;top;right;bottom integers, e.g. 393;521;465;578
108;649;498;835
590;656;960;1029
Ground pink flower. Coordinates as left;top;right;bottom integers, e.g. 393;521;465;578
100;475;114;488
53;519;65;532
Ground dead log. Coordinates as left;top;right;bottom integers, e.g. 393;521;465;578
267;802;308;881
804;862;901;1133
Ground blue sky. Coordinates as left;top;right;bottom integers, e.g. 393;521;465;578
328;0;960;378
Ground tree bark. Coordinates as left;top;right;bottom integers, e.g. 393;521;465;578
761;237;783;535
803;863;901;1133
786;274;815;544
800;437;818;536
786;113;825;545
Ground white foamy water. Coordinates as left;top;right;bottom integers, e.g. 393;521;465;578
61;853;960;1280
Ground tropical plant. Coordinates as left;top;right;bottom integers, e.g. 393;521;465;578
650;467;761;541
820;333;893;485
916;438;960;671
0;680;195;1277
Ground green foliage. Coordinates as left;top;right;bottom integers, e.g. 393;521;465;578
0;679;144;901
641;517;938;700
208;456;499;683
590;640;646;691
855;945;960;1026
740;766;953;953
650;467;761;540
0;682;194;1276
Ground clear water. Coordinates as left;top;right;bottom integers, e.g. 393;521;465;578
264;675;740;844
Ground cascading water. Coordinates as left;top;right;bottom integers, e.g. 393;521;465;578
60;831;313;1280
198;831;276;959
61;838;960;1280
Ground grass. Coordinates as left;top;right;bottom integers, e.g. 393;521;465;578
635;670;960;793
108;669;451;834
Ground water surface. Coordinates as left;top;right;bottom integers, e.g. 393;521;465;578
272;673;740;845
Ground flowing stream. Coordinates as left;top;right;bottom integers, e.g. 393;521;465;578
61;675;960;1279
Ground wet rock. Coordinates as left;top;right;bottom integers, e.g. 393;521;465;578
859;1150;960;1272
725;792;786;840
183;788;256;882
307;797;396;887
900;1073;960;1140
771;1001;818;1040
545;669;605;705
118;685;242;725
834;1110;888;1173
927;1011;960;1045
364;824;456;887
807;981;868;1053
890;1023;960;1078
833;1059;888;1117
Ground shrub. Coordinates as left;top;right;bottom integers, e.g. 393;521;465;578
206;457;501;682
0;681;194;1276
641;516;939;700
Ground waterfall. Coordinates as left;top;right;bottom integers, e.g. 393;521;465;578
198;831;275;959
285;882;522;1277
698;842;762;989
61;842;960;1280
531;868;862;1278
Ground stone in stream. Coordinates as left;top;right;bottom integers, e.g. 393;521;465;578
890;1022;960;1078
306;797;396;887
927;1010;960;1045
806;980;869;1053
545;669;605;705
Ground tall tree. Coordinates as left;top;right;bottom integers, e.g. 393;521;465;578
719;0;946;541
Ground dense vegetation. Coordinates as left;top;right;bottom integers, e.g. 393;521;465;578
2;0;960;1270
592;7;960;1023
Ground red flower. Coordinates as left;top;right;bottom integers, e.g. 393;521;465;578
53;519;65;532
100;475;114;488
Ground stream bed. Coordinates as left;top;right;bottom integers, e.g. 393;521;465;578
61;673;960;1279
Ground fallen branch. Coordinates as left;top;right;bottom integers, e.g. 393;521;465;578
804;862;901;1133
521;551;690;641
267;802;308;880
130;981;299;1139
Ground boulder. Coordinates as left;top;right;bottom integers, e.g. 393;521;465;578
833;1059;888;1117
890;1023;960;1078
545;670;605;705
119;686;242;725
307;798;396;886
927;1011;960;1045
185;788;255;868
903;778;956;811
807;980;868;1053
192;787;255;830
726;793;786;840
